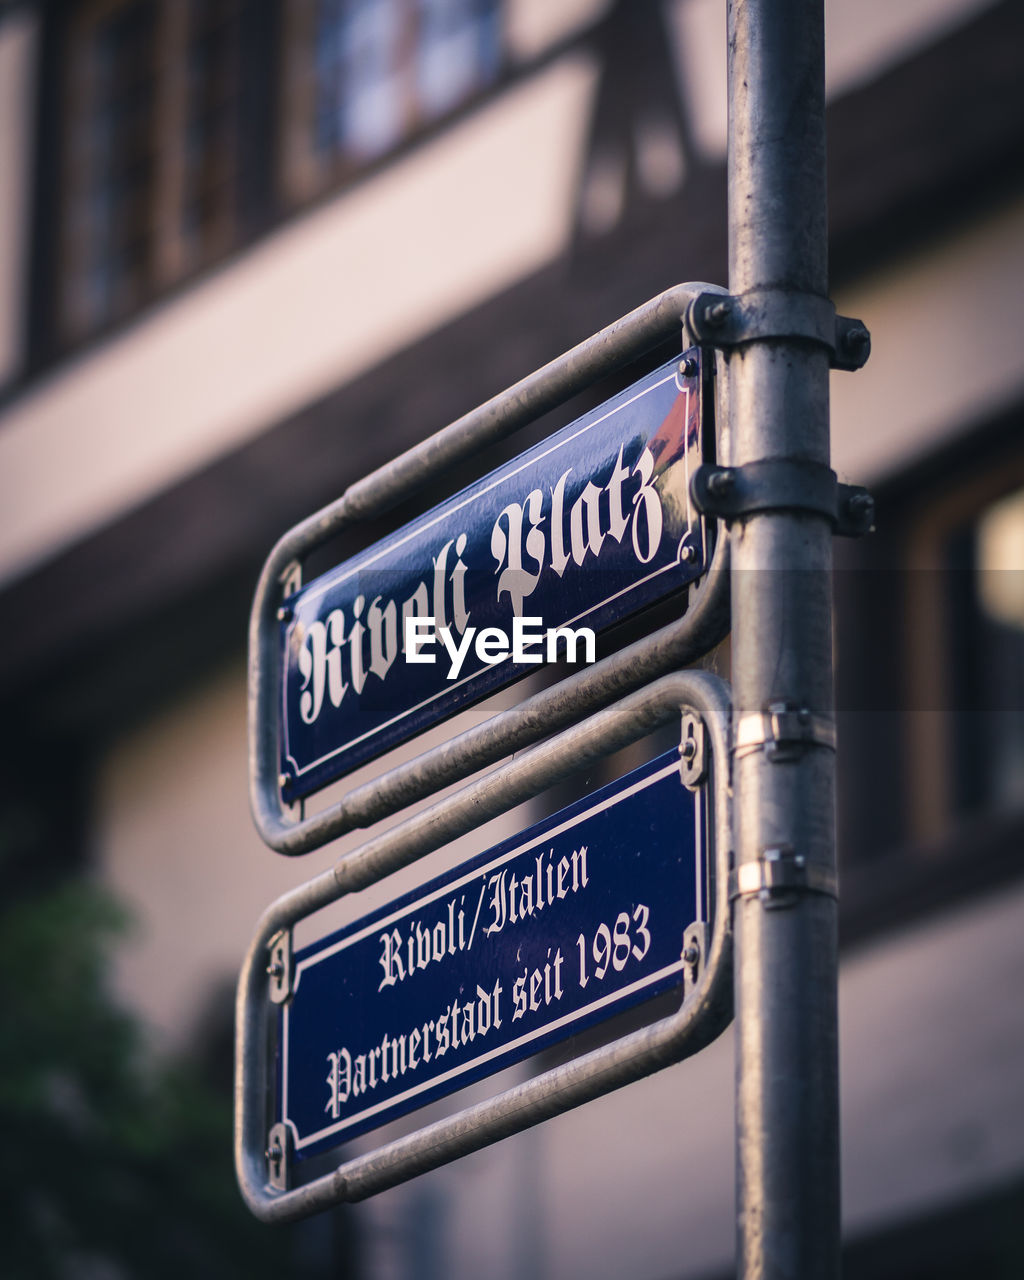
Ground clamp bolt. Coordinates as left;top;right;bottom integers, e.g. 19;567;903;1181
706;469;735;498
678;356;698;378
706;300;733;327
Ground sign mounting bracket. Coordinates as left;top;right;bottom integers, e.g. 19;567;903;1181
734;702;836;763
690;460;875;537
729;847;838;910
684;288;871;371
266;930;293;1005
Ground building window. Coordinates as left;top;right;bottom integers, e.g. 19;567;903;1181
887;443;1024;844
177;1;243;272
417;0;503;118
282;0;503;202
48;0;503;349
60;0;159;339
58;0;243;342
946;483;1024;815
835;430;1024;865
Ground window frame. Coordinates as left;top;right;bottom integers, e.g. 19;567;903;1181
278;0;505;207
55;0;246;345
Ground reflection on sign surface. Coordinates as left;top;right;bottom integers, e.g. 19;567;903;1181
280;355;704;799
279;749;707;1158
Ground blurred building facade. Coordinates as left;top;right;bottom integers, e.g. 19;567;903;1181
1;0;1023;1276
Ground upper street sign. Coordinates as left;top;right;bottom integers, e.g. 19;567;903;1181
278;353;705;801
277;746;708;1158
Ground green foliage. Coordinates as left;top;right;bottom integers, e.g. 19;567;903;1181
0;881;310;1280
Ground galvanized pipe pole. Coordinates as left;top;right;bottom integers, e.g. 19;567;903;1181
727;1;840;1278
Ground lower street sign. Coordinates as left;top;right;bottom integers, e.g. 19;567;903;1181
277;747;708;1159
237;671;732;1217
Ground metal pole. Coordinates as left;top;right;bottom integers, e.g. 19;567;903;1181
727;2;840;1277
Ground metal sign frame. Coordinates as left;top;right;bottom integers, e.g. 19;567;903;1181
248;282;731;856
280;748;709;1156
278;355;708;802
235;669;733;1223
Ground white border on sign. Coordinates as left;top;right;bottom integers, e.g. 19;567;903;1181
281;372;693;782
281;756;698;1151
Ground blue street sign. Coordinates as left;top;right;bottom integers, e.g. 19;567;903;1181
279;354;704;800
278;747;708;1159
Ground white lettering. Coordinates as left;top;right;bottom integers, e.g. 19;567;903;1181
546;626;595;665
549;468;572;577
377;928;405;991
489;443;666;603
512;616;544;664
569;480;605;566
325;1048;351;1118
298;619;327;724
451;532;470;633
439;624;477;680
367;596;398;680
631;447;663;564
326;609;348;708
296;437;668;728
475;626;509;665
405;615;437;662
349;595;367;695
491;489;545;615
606;445;631;543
